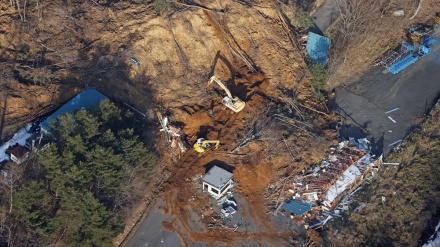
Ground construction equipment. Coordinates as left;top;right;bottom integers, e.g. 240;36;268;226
408;25;433;43
193;138;220;153
436;13;440;24
207;76;245;113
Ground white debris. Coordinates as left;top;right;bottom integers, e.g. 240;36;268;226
353;204;365;213
393;10;404;16
357;138;370;151
324;164;361;205
388;116;397;123
423;220;440;247
385;107;400;114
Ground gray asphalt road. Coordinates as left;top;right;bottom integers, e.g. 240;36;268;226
311;0;338;34
126;200;182;247
333;33;440;156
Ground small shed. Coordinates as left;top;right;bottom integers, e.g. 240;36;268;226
8;145;30;164
306;32;330;65
202;166;233;199
283;200;312;216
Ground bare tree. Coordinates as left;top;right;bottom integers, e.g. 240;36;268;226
332;0;383;44
1;163;25;214
12;0;26;22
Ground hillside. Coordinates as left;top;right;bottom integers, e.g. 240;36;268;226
1;0;440;246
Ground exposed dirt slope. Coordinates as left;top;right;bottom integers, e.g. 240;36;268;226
0;0;337;245
0;0;307;136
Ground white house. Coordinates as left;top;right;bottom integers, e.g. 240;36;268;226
8;145;30;164
202;166;234;199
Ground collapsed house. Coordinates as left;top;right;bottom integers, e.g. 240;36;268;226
269;138;382;224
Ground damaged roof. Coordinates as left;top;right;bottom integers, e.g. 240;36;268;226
283;200;312;216
9;145;29;158
202;166;233;189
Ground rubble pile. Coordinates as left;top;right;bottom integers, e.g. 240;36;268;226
266;138;383;228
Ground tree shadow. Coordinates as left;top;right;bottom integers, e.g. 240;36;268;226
197;125;219;139
209;51;235;80
203;159;235;174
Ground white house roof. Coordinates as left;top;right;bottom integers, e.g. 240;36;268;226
202;166;233;189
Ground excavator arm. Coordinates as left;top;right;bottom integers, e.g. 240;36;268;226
207;76;245;113
208;76;233;99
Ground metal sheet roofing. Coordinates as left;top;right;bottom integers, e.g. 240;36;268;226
283;200;312;216
202;166;233;189
40;88;108;131
306;32;330;65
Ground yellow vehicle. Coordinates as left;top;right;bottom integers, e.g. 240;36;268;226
408;25;433;43
436;13;440;24
207;76;245;113
193;138;220;153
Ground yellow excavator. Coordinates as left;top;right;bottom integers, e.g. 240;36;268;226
207;76;245;113
193;138;220;153
436;13;440;24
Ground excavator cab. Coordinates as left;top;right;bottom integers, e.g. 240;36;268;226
194;138;220;153
208;76;245;113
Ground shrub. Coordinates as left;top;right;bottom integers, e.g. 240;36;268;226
153;0;170;15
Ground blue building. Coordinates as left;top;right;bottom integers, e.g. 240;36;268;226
40;88;108;132
283;200;312;216
306;32;330;65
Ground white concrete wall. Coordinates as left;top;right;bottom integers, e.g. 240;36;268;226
203;180;232;199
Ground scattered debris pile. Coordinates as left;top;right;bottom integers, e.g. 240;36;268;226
157;112;188;153
267;138;383;229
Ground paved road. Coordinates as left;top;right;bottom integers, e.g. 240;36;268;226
126;200;181;247
333;31;440;156
311;0;338;34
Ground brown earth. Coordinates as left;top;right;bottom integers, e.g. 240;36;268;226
0;0;338;246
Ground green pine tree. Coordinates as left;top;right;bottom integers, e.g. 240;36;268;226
14;181;52;237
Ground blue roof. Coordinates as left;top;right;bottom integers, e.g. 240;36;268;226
306;32;330;65
40;88;108;131
283;200;312;216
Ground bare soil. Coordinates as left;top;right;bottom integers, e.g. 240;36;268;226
0;0;337;245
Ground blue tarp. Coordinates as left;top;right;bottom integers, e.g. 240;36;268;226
283;200;312;216
40;88;108;132
423;37;436;47
388;54;419;74
306;32;330;65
